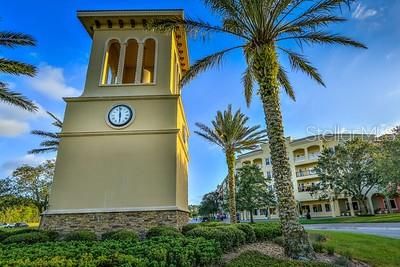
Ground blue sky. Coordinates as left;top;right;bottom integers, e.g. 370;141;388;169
1;0;400;204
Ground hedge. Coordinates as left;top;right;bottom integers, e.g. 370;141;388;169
185;225;246;252
146;226;184;239
63;230;97;241
101;230;139;241
250;223;282;241
0;237;221;266
2;232;50;245
234;224;256;243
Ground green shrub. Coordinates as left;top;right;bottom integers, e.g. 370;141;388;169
0;228;39;242
182;223;199;234
251;223;282;241
309;232;327;243
186;225;245;252
146;226;183;239
312;242;324;253
200;221;225;227
234;224;256;243
342;250;352;260
2;232;50;244
325;245;335;256
102;229;139;241
0;237;222;266
63;230;97;241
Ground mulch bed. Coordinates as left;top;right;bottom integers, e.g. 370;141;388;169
223;242;370;267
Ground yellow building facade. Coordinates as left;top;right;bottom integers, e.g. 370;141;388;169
235;134;385;220
40;10;190;234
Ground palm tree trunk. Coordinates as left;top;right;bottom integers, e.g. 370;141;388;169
226;149;237;223
253;44;314;259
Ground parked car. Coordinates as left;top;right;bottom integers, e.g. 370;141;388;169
0;223;9;228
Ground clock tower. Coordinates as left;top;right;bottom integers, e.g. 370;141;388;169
40;10;190;234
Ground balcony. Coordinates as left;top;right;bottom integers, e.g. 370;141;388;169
296;169;317;178
294;155;306;163
308;152;321;161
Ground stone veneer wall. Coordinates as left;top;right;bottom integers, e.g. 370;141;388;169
40;210;189;236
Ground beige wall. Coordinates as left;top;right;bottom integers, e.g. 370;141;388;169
49;133;177;210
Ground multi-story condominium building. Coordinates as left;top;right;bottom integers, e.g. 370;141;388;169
234;134;400;221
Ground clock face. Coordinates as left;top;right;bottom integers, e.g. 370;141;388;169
107;105;134;128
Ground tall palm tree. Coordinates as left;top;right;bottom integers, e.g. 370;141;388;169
151;0;366;258
195;105;267;224
0;30;37;111
28;112;62;154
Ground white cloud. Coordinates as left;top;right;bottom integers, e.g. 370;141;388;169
0;119;29;137
1;154;51;175
0;102;46;137
352;4;377;20
28;64;80;100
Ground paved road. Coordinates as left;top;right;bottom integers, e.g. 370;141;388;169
304;223;400;239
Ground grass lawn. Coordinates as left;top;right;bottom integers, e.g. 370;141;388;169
300;213;400;224
309;230;400;267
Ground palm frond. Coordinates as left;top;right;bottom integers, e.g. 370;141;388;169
28;147;58;154
181;45;244;86
0;82;37;111
242;67;254;107
278;31;367;49
278;65;296;101
280;48;325;86
0;58;37;76
0;32;36;47
279;15;346;34
149;17;247;40
31;130;58;139
46;111;62;128
196;105;266;154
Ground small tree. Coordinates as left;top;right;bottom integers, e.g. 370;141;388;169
236;164;275;223
9;160;55;213
377;126;400;197
198;191;220;217
314;138;383;214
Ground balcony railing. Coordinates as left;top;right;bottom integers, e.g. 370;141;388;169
296;169;318;177
294;155;306;162
308;153;321;160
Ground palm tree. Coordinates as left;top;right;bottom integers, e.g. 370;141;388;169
28;112;62;154
0;30;37;111
151;0;366;258
195;105;267;224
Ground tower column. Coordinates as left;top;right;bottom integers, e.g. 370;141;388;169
116;42;127;84
135;42;145;83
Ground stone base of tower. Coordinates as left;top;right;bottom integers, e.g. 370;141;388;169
40;210;189;236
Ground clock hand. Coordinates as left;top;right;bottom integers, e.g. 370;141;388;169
118;107;121;123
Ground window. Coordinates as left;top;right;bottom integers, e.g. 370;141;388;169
122;39;138;83
390;199;397;209
253;209;258;215
266;171;272;179
325;203;331;212
313;204;322;213
260;209;268;216
102;40;121;85
265;157;271;165
141;38;156;83
352;201;359;211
